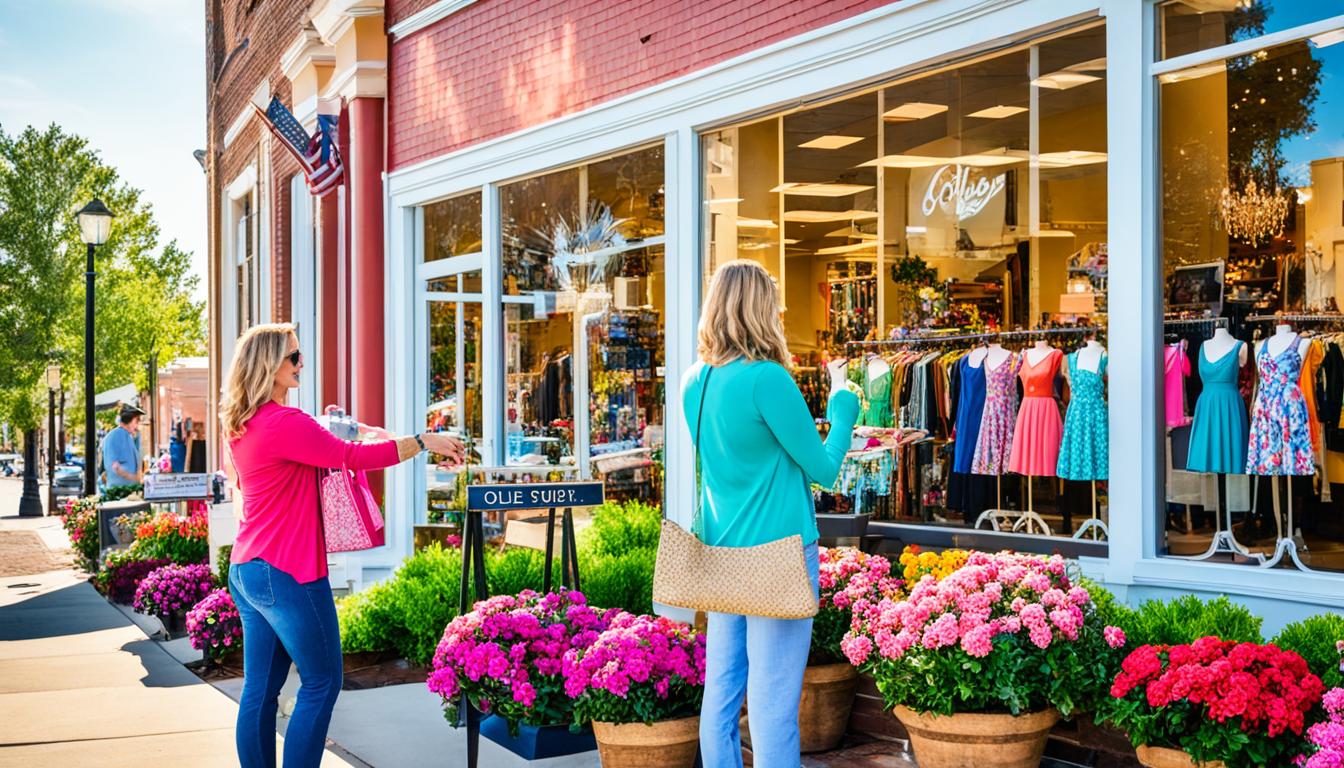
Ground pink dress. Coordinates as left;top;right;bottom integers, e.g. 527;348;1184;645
1164;342;1191;427
971;352;1022;475
1008;348;1064;476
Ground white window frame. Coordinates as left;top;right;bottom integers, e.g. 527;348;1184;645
290;174;319;414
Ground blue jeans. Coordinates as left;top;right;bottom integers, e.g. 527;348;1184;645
700;542;820;768
229;559;343;768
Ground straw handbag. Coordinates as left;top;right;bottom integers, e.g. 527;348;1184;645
652;366;817;619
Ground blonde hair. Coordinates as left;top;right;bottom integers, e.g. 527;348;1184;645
698;260;791;368
220;323;297;438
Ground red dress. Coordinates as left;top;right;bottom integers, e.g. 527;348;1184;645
1008;348;1064;477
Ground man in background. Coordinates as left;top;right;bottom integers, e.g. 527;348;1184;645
101;403;145;488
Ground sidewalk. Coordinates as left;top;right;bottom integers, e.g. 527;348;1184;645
0;478;350;767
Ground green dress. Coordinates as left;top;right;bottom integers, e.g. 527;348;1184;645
1056;351;1108;481
862;364;894;428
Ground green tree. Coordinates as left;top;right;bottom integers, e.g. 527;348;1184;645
0;123;204;440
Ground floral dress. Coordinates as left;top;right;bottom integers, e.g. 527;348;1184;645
971;352;1021;475
1056;351;1108;481
1245;338;1315;476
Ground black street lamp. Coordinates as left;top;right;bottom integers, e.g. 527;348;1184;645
46;364;60;516
77;198;113;498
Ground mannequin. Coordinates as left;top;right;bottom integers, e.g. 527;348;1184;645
1076;339;1106;374
1062;336;1108;540
984;341;1012;370
826;358;850;392
1024;338;1054;367
867;355;890;382
1261;323;1311;360
1251;323;1313;567
966;344;991;369
1204;326;1248;367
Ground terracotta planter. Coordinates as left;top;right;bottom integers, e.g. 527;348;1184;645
591;716;699;768
1136;744;1227;768
892;705;1060;768
799;663;860;753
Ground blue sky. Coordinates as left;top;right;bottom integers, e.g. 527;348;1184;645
0;0;206;301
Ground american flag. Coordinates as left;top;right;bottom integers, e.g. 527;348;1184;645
256;97;343;197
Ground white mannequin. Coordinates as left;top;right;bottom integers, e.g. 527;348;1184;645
1024;339;1055;367
1203;327;1248;367
966;345;991;368
827;358;850;395
867;355;890;382
1076;339;1106;374
984;342;1012;370
1260;323;1311;360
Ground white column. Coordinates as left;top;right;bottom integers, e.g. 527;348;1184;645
664;127;701;528
482;183;504;466
1103;0;1161;587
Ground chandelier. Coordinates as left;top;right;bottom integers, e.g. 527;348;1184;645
1217;178;1290;245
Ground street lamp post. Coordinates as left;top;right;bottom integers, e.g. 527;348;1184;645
77;199;114;498
46;364;60;516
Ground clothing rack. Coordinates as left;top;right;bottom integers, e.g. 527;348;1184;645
844;326;1100;350
1164;317;1229;328
1246;313;1344;324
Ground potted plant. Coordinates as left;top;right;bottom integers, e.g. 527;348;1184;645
563;612;706;767
96;549;173;604
1299;685;1343;767
133;562;215;639
1102;637;1325;768
843;551;1126;768
131;507;210;564
186;588;243;666
59;496;101;571
427;590;614;759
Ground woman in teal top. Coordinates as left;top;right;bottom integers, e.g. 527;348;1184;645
681;259;858;768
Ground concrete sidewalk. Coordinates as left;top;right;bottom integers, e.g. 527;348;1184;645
0;488;350;767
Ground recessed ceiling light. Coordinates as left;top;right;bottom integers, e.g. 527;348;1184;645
1032;71;1102;90
883;102;949;121
967;105;1028;119
816;242;879;255
952;150;1024;167
782;210;881;223
707;197;744;205
771;182;875;197
736;217;778;229
799;135;865;150
1310;29;1344;48
905;226;928;235
860;154;948;169
1068;57;1108;72
1036;150;1108;168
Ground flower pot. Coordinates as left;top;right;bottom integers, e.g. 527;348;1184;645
1136;745;1226;768
892;705;1059;768
591;716;699;768
159;610;187;639
799;663;859;753
478;715;596;760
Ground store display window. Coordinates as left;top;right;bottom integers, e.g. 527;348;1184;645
701;24;1108;540
501;145;667;503
1158;7;1344;573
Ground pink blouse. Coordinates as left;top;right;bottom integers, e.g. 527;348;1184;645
229;402;400;583
1164;342;1191;428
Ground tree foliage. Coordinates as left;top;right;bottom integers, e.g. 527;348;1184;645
0;123;204;433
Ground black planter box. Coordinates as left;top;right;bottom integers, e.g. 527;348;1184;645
479;715;596;760
817;512;871;540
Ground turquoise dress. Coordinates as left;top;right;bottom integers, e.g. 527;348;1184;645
1187;341;1249;474
1056;351;1108;481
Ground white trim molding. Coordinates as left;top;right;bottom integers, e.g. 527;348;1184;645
389;0;479;39
326;60;389;101
281;25;336;82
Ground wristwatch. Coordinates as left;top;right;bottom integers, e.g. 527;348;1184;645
414;434;427;452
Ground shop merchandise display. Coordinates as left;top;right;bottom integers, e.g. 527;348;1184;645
1008;343;1064;478
1056;346;1109;481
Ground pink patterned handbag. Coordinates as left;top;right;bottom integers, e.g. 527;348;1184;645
319;467;385;552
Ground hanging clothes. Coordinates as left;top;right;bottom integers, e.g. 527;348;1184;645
1056;351;1108;481
1164;342;1192;428
862;360;894;428
1009;348;1064;477
951;354;987;474
1246;338;1315;476
1299;338;1325;454
1186;341;1249;475
971;352;1021;475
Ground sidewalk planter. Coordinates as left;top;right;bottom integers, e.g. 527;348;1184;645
479;716;596;760
1135;745;1225;768
591;716;699;768
893;706;1059;768
159;610;187;639
799;663;859;752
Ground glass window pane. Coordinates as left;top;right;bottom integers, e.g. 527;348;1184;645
424;192;482;262
587;145;666;240
1158;1;1343;61
1160;34;1343;572
503;168;581;293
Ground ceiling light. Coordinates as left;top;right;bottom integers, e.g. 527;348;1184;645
823;226;879;239
860;154;948;169
1158;61;1225;84
1068;57;1108;72
1035;150;1108;168
771;182;874;197
883;102;948;121
1032;71;1101;90
738;241;774;251
967;105;1028;119
707;197;743;205
736;217;778;229
1310;28;1344;48
905;226;928;235
782;210;881;223
799;135;865;150
816;242;879;255
952;151;1024;167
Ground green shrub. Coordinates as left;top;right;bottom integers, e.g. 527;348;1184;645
1125;595;1262;647
1081;577;1136;635
216;544;232;589
579;548;656;616
1272;612;1344;691
337;581;404;657
485;545;554;597
582;500;661;556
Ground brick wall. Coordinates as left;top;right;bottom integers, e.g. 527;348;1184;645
386;0;895;170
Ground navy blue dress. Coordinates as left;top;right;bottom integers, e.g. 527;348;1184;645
952;355;988;473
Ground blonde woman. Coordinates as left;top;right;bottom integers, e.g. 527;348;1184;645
682;260;857;767
220;324;463;768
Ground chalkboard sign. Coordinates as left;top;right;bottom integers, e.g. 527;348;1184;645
143;472;212;500
466;481;604;511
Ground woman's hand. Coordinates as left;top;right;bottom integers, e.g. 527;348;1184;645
421;433;466;466
827;359;850;396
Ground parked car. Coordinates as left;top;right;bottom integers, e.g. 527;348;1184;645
0;454;17;477
52;465;84;499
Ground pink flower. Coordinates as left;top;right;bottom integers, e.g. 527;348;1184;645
1104;626;1126;649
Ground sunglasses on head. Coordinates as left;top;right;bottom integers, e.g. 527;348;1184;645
286;350;302;366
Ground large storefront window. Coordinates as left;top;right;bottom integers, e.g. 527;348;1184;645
501;146;666;502
702;24;1109;541
1158;4;1344;572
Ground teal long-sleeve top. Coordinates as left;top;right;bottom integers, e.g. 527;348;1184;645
681;358;860;548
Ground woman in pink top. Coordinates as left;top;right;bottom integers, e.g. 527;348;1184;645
220;324;462;768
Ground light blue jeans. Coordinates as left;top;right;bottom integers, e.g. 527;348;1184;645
700;542;820;768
